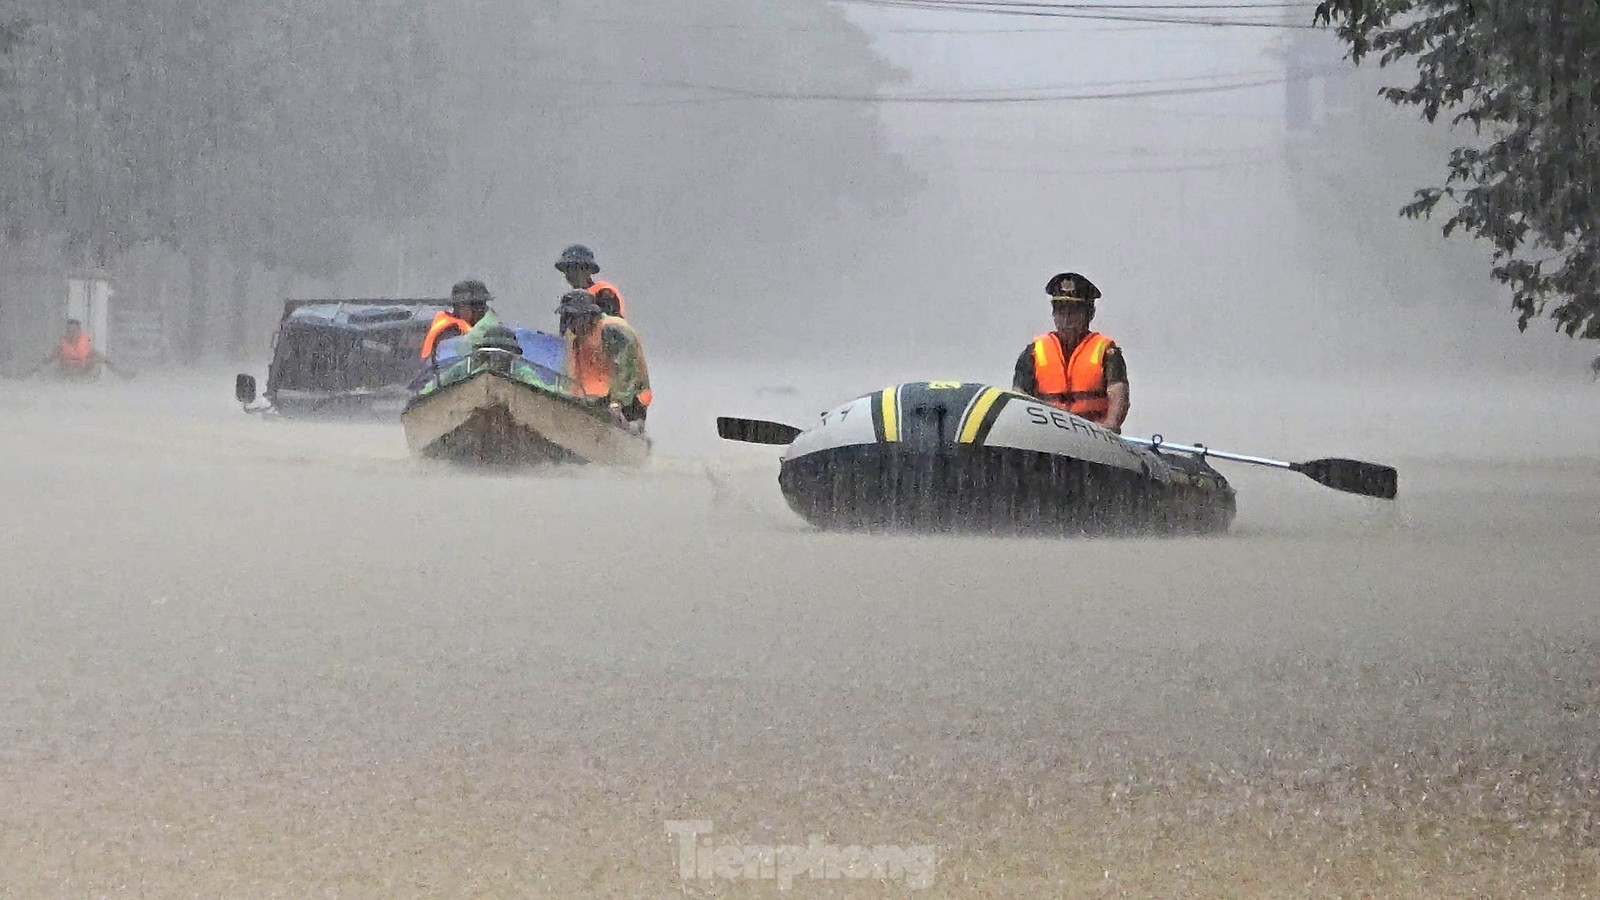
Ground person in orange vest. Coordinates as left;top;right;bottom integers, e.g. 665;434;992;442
33;319;130;379
420;279;493;359
1011;272;1129;433
555;244;626;318
556;290;651;429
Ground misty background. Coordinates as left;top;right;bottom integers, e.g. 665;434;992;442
2;0;1594;381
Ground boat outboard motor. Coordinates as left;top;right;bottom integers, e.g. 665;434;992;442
472;325;524;374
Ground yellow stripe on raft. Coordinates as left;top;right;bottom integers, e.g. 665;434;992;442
881;386;899;442
958;387;1002;444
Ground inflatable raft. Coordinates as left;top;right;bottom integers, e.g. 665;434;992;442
734;381;1237;535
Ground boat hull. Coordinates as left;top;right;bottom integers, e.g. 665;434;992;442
401;370;649;467
779;443;1235;535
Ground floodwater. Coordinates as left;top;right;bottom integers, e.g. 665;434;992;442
1;364;1597;896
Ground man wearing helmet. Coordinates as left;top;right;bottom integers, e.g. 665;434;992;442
556;290;651;429
1011;272;1130;433
555;244;627;318
421;279;494;359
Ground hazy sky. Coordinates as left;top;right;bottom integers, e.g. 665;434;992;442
825;2;1596;380
844;4;1306;123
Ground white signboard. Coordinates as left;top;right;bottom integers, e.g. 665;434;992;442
66;275;113;356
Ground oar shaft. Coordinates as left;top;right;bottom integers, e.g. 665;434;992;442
1121;436;1294;471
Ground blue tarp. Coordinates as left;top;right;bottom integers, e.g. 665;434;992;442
434;327;565;373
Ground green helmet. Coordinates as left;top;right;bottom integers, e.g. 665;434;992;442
451;278;492;307
475;324;522;353
556;244;599;273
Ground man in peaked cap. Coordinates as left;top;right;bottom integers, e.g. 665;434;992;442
1011;272;1130;433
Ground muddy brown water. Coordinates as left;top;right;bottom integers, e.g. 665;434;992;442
2;367;1597;896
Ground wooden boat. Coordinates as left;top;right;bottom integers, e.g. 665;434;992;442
401;327;649;467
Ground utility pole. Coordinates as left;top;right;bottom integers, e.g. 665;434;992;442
1283;1;1316;136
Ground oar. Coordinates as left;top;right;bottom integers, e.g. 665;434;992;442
1123;435;1398;500
716;415;1397;499
717;416;801;446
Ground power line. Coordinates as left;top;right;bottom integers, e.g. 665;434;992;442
660;74;1295;103
865;1;1316;7
841;0;1322;28
831;67;1296;94
895;134;1286;155
851;0;1312;9
946;154;1284;176
846;0;1314;9
560;17;1167;33
540;72;1268;94
856;1;1309;26
535;64;1339;106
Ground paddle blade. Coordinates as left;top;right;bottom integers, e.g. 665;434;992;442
717;416;802;446
1292;458;1398;500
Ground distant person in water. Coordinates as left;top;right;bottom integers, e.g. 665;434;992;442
31;319;131;379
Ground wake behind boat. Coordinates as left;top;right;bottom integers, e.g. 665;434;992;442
401;320;650;467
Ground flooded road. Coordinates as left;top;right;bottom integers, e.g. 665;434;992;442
2;368;1597;896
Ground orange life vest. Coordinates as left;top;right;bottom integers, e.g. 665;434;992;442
587;281;626;318
59;333;94;372
1030;330;1113;419
420;311;471;358
566;315;651;407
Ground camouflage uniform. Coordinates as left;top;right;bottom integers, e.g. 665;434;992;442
416;311;572;399
599;319;649;407
564;316;651;413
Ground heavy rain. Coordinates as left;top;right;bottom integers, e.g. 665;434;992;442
2;1;1597;895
